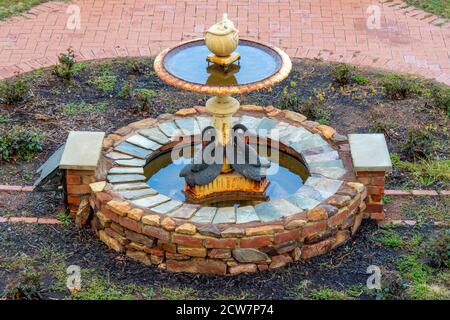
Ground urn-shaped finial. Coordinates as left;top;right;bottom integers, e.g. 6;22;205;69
205;13;239;57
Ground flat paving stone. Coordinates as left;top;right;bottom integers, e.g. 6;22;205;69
132;194;171;208
158;121;183;138
151;200;183;214
236;206;260;224
60;131;105;170
175;117;201;136
269;199;302;217
196;117;213;131
114;142;153;159
290;134;327;152
304;150;339;163
139;127;170;145
240;115;261;130
308;159;344;169
348;134;392;171
284;127;312;145
108;167;144;175
213;207;236;224
117;188;157;200
295;185;325;201
256;117;277;132
191;207;217;223
107;174;146;184
310;167;346;179
168;204;199;219
112;182;150;191
114;158;146;167
105;151;133;160
126;134;161;150
286;193;320;210
305;176;343;199
254;202;282;222
301;145;335;156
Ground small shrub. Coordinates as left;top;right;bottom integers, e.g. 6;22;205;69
0;77;30;104
62;101;108;115
427;230;450;268
431;85;450;116
52;48;77;82
381;74;420;99
89;73;117;92
131;88;156;112
299;99;330;124
353;75;369;85
118;81;133;99
331;63;354;85
0;126;43;161
3;269;42;300
401;127;437;160
368;120;395;135
279;86;300;110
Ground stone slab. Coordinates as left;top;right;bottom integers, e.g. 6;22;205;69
348;134;392;171
168;204;199;219
112;182;150;191
295;185;325;201
175;117;201;136
139;127;170;145
108;167;144;175
151;200;184;214
132;194;171;208
117;188;157;200
269;199;302;217
196;117;213;131
304;176;343;199
236;206;260;224
126;134;161;150
105;151;133;160
213;207;236;224
114;142;153;159
60;131;105;170
158;121;183;138
254;202;281;222
107;174;146;184
191;207;217;223
114;158;146;167
286;193;320;210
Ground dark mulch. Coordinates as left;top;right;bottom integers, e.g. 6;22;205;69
0;220;444;300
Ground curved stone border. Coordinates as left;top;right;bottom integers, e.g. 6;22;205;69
89;106;367;275
153;38;292;95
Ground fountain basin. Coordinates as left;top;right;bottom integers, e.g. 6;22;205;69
93;106;367;275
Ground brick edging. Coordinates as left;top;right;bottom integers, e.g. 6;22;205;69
0;185;34;192
385;189;450;196
0;216;61;224
379;0;450;29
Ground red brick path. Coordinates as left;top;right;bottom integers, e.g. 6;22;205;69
0;0;449;83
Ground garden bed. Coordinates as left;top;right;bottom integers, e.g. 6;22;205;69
0;56;448;190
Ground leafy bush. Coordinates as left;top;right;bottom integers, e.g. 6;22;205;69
131;88;156;112
0;126;43;161
3;269;42;300
381;74;421;99
427;230;450;268
89;73;117;92
431;85;450;116
331;63;354;85
401;127;437;160
353;75;369;85
299;98;330;124
52;48;77;82
62;101;108;115
118;81;133;99
0;77;30;104
396;159;450;187
279;86;300;110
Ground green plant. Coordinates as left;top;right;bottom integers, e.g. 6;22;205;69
430;85;450;116
405;0;450;19
89;73;117;92
381;74;421;99
353;75;369;85
62;101;108;115
131;88;156;112
52;48;77;82
0;126;43;161
309;287;349;300
158;287;197;300
368;120;395;135
279;86;300;110
379;228;404;248
57;211;71;227
0;114;12;123
3;268;42;300
299;98;330;124
0;0;50;20
118;81;133;99
401;127;437;160
0;77;30;104
427;230;450;268
331;63;354;85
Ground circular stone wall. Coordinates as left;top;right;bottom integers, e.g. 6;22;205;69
89;105;367;275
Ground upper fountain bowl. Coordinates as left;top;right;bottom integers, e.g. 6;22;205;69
154;38;292;95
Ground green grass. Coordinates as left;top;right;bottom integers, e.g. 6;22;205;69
89;73;117;92
158;287;197;300
309;287;350;300
403;197;450;223
406;0;450;19
0;0;50;20
62;101;108;115
379;228;405;248
56;210;71;226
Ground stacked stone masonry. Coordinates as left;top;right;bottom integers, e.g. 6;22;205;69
79;105;369;275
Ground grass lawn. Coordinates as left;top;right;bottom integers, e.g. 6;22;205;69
406;0;450;20
0;0;51;20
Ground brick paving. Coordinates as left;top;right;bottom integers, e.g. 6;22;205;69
0;0;448;84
